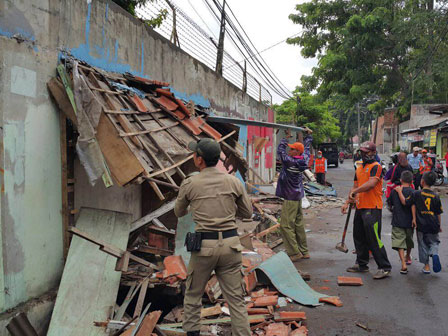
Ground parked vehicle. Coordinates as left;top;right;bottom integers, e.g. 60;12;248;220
318;143;339;167
434;160;444;186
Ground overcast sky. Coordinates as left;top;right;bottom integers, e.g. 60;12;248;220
170;0;317;104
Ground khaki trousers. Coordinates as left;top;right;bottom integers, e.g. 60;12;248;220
183;235;250;336
279;199;308;256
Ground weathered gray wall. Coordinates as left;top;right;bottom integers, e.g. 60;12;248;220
0;0;271;319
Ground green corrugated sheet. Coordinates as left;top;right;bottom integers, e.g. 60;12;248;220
47;208;131;336
255;251;328;306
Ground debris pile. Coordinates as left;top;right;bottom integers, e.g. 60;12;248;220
41;56;345;336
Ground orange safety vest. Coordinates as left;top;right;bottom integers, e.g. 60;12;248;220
315;157;326;173
355;162;383;209
419;157;432;174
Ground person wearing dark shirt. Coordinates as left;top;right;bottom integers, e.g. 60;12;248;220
411;172;443;274
390;152;414;185
387;171;414;274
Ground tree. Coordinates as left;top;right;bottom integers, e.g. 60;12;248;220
113;0;167;27
288;0;448;119
274;90;341;144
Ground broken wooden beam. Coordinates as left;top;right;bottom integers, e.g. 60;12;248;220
68;227;159;270
130;200;175;232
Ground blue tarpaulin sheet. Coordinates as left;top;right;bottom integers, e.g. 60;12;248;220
304;181;337;197
255;251;328;306
175;214;196;267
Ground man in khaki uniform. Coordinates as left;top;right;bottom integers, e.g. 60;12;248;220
174;138;253;336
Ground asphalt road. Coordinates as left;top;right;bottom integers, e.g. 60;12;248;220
293;160;448;336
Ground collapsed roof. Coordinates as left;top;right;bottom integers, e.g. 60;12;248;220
48;55;247;200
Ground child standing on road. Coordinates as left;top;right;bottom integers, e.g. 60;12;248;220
387;171;415;274
412;171;443;274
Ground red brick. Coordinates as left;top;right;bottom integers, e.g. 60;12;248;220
290;326;308;336
319;296;343;307
248;308;270;315
244;271;257;293
337;276;363;286
254;295;278;307
274;311;306;322
323;279;331;283
162;256;187;280
251;289;278;299
265;322;290;336
319;286;331;291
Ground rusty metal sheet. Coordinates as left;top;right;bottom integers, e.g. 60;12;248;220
255;251;328;306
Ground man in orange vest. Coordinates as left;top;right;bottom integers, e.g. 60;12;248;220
341;141;392;279
314;151;327;185
416;149;433;189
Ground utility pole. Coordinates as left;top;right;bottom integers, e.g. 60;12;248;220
215;0;226;75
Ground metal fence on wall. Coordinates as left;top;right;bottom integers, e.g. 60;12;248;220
137;1;272;105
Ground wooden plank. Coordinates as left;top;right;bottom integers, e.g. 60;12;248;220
136;311;162;335
132;245;173;257
160;315;267;328
145;177;180;190
47;78;78;128
130;200;176;232
47;208;131;336
144;130;237;179
115;251;130;272
111;91;179;186
59;113;70;260
132;115;186;180
85;72;154;175
146;155;194;179
119;122;179;137
69;227;159;269
121;311;161;336
200;304;222;318
149;181;166;201
96;113;145;186
105;109;162;115
115;284;139;322
134;278;149;318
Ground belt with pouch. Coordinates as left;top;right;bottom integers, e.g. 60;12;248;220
200;229;238;240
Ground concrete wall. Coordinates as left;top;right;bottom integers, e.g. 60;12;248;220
409;104;440;129
0;0;271;315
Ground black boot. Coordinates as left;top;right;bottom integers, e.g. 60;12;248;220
187;331;200;336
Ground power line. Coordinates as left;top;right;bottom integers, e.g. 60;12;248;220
222;1;293;96
209;0;292;98
204;0;291;99
137;1;274;103
224;32;301;70
186;0;218;39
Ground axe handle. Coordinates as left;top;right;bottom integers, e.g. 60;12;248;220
341;205;352;244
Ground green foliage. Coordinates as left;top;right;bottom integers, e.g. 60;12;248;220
113;0;167;28
288;0;448;123
273;90;341;144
